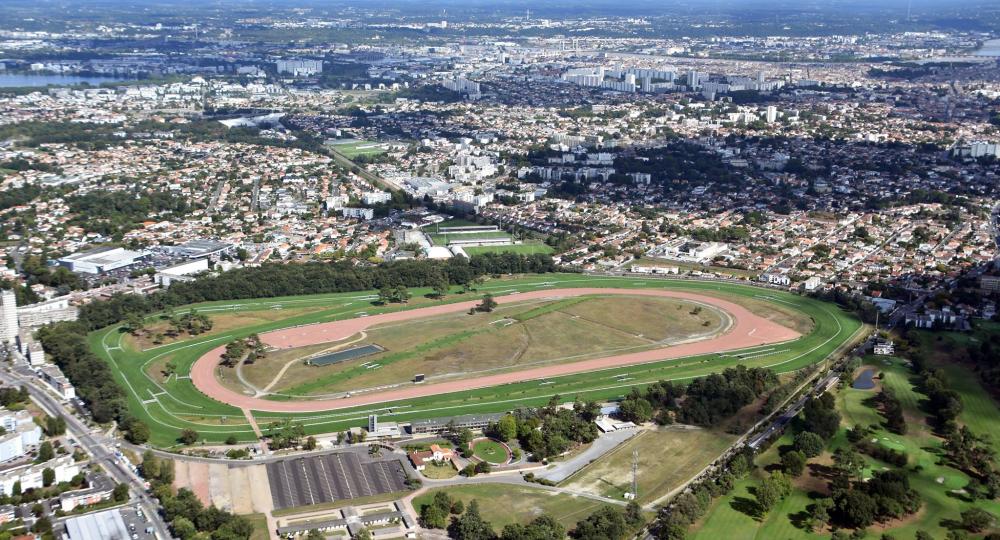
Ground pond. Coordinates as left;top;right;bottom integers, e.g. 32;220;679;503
853;368;876;390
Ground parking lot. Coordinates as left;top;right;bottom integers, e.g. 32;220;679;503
266;452;409;510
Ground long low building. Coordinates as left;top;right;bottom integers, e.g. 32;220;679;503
409;412;506;434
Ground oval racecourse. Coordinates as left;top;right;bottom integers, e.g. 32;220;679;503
90;275;865;447
193;288;799;413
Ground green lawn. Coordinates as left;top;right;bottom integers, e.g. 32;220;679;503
463;243;554;256
90;274;862;447
327;139;387;158
413;484;614;531
472;439;510;464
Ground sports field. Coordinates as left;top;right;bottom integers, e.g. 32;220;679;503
239;294;725;398
327;140;388;158
89;274;863;447
691;356;1000;539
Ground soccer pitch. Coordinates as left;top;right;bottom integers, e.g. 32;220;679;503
90;274;863;447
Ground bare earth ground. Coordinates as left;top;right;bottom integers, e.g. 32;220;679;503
174;459;273;515
191;288;799;413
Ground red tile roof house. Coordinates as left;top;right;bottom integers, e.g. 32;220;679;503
408;444;455;471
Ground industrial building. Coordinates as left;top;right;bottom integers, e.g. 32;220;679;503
57;247;150;274
64;508;131;540
154;258;210;287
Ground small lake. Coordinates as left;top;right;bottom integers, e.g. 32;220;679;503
0;73;135;88
853;368;876;390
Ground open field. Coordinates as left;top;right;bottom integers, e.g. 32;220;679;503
89;274;862;447
562;427;736;504
463;243;555;256
429;231;513;245
692;356;1000;539
242;295;725;397
326;139;388;158
413;484;615;531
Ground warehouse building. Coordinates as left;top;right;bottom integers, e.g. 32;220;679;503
57;247;150;274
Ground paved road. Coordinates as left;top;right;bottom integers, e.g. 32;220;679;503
0;367;173;540
537;428;640;484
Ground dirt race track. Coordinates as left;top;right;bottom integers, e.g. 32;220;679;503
191;288;800;413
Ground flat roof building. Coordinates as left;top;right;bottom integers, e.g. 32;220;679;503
64;508;131;540
57;247;150;274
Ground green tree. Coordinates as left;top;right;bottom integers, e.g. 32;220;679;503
179;428;199;445
781;450;807;477
476;294;498;313
113;483;130;502
37;440;54;462
127;420;151;444
960;508;994;532
755;471;791;515
793;431;825;458
571;506;627;540
448;500;497;540
171;516;197;540
497;415;518;442
42;467;55;487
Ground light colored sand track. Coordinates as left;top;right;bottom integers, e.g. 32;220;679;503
191;288;799;413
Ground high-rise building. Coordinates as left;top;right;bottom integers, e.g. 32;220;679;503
766;106;778;124
0;290;17;344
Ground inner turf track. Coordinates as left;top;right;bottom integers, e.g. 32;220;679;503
191;288;800;412
89;275;863;447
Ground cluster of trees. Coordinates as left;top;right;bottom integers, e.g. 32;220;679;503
808;288;880;325
35;321;132;431
877;387;907;434
220;334;266;368
421;492;642;540
67;189;194;239
0;386;29;408
651;450;755;539
156;488;255;540
508;398;600;461
472;294;497;313
616;366;779;428
377;285;412;304
265;419;306;450
77;255;557;331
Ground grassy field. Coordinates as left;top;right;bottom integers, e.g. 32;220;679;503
472;439;509;464
326;139;387;158
692;356;1000;539
562;427;736;504
429;231;513;245
421;461;458;479
89;274;862;447
247;295;724;397
413;484;615;531
463;243;555;256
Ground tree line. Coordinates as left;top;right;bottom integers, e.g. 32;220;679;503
616;365;779;428
77;255;558;331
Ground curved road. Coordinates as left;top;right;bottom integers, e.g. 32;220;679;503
191;287;800;413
